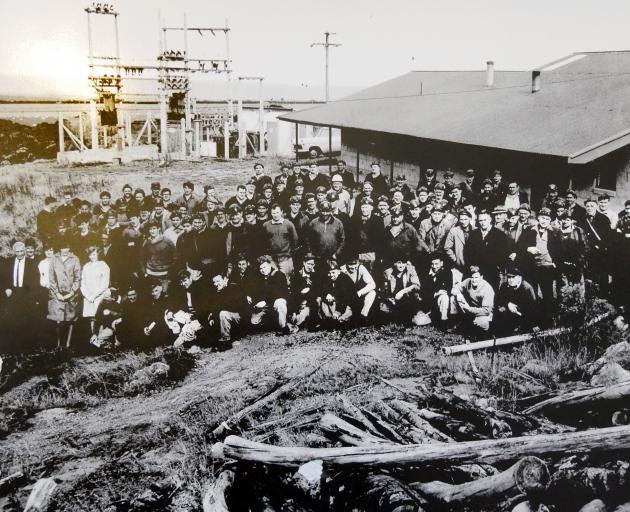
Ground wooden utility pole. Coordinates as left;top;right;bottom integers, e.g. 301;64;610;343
311;31;341;102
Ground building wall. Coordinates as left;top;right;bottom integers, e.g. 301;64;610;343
341;127;630;211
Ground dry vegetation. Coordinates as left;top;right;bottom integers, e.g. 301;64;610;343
0;158;626;511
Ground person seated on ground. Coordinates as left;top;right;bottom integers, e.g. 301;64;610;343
340;256;377;324
419;252;452;326
141;281;172;346
317;259;355;329
288;253;318;332
171;268;208;320
90;287;122;350
449;265;494;334
114;286;146;347
380;258;424;325
246;255;289;335
208;272;248;345
494;264;539;336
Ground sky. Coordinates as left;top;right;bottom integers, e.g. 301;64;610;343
2;0;630;100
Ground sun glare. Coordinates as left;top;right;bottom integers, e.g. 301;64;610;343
22;39;89;96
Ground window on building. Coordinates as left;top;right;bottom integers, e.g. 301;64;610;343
595;167;617;193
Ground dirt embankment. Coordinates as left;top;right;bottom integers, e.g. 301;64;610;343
0;119;58;165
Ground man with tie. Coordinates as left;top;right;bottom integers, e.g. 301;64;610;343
1;241;40;352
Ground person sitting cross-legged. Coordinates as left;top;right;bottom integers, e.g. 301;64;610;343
380;258;424;325
246;255;290;335
449;265;495;335
317;259;355;329
419;251;453;326
493;264;539;335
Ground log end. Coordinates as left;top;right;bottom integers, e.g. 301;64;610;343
210;442;226;460
514;456;550;496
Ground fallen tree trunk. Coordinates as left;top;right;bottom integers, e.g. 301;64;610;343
360;408;407;444
210;365;321;439
388;399;454;443
411;456;548;505
523;381;630;418
203;470;234;512
443;311;613;355
212;424;630;467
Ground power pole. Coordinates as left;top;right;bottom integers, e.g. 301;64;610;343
311;31;341;102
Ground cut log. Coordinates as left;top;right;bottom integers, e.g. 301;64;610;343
319;413;389;446
443;311;614;355
523;381;630;418
214;424;630;467
388;400;454;442
412;456;548;505
0;471;24;496
252;414;320;442
247;406;323;434
362;473;427;512
578;499;607;512
210;365;321;439
24;478;57;512
202;470;234;512
360;408;407;444
335;394;383;438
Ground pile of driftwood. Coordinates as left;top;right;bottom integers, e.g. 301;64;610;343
207;377;630;512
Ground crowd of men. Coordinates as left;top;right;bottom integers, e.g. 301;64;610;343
2;160;630;353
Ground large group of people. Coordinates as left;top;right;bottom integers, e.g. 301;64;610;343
2;160;630;354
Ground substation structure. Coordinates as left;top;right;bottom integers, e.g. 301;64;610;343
57;3;268;165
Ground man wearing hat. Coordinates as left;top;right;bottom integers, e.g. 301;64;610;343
492;206;508;232
418;168;437;192
541;184;560;210
347;197;384;272
556;212;586;286
494;263;538;335
517;207;560;323
580;197;612;293
330;174;351;214
303;163;330;195
443;170;456;195
224;205;248;261
418;203;455;255
444;210;474;283
491;169;508;198
391;174;415;202
364;162;390;196
460;169;478;201
383;206;427;268
305;201;346;260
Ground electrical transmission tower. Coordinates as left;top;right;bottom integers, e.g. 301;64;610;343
311;31;341;102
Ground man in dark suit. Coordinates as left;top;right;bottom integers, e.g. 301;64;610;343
464;211;511;291
1;241;41;352
580;197;613;293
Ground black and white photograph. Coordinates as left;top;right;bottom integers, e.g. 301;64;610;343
2;1;630;510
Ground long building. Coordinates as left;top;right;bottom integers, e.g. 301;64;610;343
279;51;630;210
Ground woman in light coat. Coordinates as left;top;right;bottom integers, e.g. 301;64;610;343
48;237;81;349
80;246;111;334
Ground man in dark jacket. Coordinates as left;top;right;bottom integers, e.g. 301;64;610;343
580;198;613;293
464;211;511;291
347;197;385;272
208;272;247;343
317;259;355;328
306;202;345;260
363;162;390;196
516;208;560;324
247;255;289;333
494;264;539;335
382;207;426;268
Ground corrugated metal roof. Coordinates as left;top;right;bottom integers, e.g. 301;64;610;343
279;52;630;162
